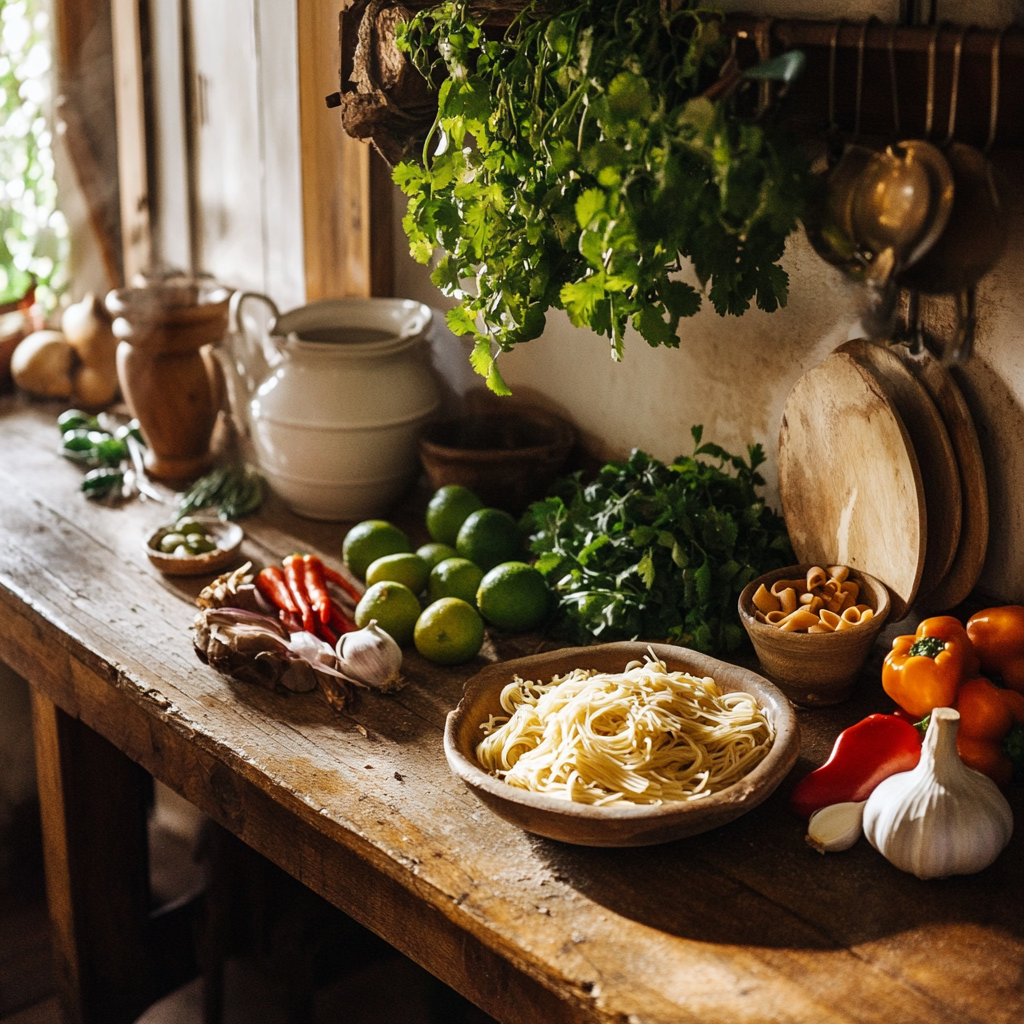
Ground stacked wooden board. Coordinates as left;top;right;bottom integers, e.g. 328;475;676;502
778;339;988;621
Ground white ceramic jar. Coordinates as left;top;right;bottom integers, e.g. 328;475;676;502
226;295;439;521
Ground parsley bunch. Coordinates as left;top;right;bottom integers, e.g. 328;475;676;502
395;0;810;393
523;428;793;654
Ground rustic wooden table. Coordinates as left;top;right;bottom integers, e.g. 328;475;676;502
1;396;1021;1024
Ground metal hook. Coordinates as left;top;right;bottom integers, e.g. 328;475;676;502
905;289;924;356
924;22;941;138
985;28;1005;153
827;20;844;137
944;26;970;146
754;18;775;116
854;19;873;139
945;287;978;365
888;25;901;137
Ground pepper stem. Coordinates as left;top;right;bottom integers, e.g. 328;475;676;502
908;636;946;659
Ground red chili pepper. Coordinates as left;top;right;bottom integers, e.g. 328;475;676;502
256;566;300;615
789;714;923;819
329;603;359;635
302;556;333;627
282;554;317;634
316;620;340;647
321;563;363;604
278;609;302;634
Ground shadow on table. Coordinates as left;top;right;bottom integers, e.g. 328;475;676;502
527;775;1024;950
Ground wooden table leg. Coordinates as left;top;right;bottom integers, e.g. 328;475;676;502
31;690;155;1024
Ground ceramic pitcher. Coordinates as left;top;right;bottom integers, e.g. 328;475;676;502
107;277;230;481
224;294;439;521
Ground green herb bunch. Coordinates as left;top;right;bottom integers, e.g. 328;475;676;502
395;0;810;393
523;427;793;654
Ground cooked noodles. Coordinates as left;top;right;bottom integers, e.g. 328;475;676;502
475;653;773;806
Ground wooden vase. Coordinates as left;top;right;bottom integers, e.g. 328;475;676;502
106;283;231;482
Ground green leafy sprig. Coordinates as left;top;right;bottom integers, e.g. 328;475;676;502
394;0;810;393
522;426;794;655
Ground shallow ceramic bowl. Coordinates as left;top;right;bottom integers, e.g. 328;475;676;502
419;407;575;515
738;564;891;707
144;518;243;577
444;641;799;847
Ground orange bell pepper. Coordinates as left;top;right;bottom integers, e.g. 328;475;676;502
882;616;975;719
916;616;980;677
966;606;1024;693
955;676;1024;786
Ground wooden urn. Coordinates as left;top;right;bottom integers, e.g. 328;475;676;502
106;277;231;481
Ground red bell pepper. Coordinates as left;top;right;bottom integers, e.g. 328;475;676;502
966;606;1024;693
789;714;923;819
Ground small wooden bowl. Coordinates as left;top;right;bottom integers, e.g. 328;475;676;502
144;518;243;577
419;407;575;515
738;565;891;707
444;642;799;847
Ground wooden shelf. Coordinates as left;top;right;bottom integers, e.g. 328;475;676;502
335;5;1024;161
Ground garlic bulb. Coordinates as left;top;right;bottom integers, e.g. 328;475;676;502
863;707;1013;879
806;801;865;854
335;620;404;692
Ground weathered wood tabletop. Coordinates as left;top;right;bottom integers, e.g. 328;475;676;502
1;396;1021;1024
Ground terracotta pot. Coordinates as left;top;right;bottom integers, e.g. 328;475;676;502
106;280;231;482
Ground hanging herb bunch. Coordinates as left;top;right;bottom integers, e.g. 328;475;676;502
394;0;811;393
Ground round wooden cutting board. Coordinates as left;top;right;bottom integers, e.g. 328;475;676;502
837;339;962;604
890;341;989;612
778;350;926;621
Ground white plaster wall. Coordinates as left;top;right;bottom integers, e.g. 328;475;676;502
393;3;1024;605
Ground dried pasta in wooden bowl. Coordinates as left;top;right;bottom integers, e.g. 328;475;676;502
738;564;891;707
749;565;876;634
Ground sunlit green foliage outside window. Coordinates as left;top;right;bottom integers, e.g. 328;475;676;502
0;0;67;310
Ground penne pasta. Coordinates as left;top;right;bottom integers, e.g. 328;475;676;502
777;609;820;632
819;609;841;630
752;565;873;635
771;578;807;598
752;584;780;614
806;566;827;591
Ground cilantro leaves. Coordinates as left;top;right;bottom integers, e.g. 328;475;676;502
395;0;811;392
522;428;794;655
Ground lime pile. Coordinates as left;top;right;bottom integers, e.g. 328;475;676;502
342;485;551;666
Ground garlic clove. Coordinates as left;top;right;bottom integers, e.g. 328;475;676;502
335;619;404;692
806;800;866;853
863;707;1014;879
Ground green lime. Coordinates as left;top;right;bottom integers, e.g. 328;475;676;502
365;552;430;594
476;561;550;633
342;520;411;580
427;557;484;606
354;581;422;647
425;485;484;547
416;542;458;571
414;598;485;665
455;508;524;573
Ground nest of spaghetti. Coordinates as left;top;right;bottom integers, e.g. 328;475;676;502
475;652;774;806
